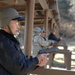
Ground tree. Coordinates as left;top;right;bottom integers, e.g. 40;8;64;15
58;0;73;21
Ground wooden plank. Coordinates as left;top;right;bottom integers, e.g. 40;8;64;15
30;68;75;75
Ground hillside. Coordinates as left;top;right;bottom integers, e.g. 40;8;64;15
58;0;75;40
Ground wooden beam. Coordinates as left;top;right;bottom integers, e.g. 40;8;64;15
38;0;53;18
44;9;49;39
30;68;75;75
38;0;58;28
0;4;42;11
38;0;59;25
34;15;44;19
38;0;48;10
24;0;35;58
34;19;44;22
48;0;56;7
34;24;43;27
0;5;26;11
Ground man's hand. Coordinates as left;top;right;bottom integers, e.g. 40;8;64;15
37;54;49;67
60;37;63;40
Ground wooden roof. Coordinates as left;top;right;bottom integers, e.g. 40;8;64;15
0;0;60;26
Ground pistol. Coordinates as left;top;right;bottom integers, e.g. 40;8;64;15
38;47;58;54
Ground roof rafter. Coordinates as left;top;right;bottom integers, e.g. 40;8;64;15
38;0;57;24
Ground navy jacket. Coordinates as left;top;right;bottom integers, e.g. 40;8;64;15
0;30;39;75
48;33;60;42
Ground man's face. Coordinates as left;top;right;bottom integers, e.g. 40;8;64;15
9;20;21;35
41;32;46;37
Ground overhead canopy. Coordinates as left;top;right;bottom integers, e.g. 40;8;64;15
0;0;60;27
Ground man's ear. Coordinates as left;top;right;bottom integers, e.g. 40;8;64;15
3;25;8;29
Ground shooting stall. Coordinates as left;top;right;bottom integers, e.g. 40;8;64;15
0;0;74;75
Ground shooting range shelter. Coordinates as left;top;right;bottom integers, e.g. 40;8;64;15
0;0;74;75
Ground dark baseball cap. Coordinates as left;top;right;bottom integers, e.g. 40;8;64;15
0;8;24;27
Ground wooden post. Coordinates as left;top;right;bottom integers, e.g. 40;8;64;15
48;19;52;30
24;0;35;58
44;9;49;39
50;19;53;29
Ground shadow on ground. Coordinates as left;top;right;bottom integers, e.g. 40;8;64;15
52;60;66;68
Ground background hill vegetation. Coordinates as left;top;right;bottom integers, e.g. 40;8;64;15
58;0;75;41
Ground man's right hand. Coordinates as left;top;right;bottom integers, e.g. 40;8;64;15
37;54;49;67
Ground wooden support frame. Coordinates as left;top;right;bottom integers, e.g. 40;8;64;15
38;0;52;17
48;50;71;70
38;0;57;26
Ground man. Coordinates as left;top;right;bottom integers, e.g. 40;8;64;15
48;29;63;42
40;27;46;40
48;29;63;63
32;27;56;57
0;8;48;75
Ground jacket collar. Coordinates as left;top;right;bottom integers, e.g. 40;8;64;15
0;30;20;44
